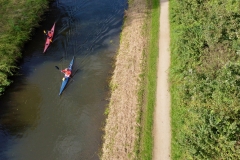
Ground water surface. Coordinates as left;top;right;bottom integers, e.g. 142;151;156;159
0;0;127;159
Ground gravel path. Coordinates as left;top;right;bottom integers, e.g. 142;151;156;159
153;0;171;159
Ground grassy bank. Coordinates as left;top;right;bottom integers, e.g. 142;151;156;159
170;0;240;159
101;0;159;158
137;0;159;159
101;0;160;158
0;0;49;95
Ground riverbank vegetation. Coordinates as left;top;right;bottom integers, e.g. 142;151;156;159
101;0;159;158
0;0;49;95
137;0;159;159
170;0;240;159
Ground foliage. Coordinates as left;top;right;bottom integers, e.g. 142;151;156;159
0;0;49;95
170;0;240;159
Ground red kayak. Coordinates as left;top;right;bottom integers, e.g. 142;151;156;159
43;23;55;53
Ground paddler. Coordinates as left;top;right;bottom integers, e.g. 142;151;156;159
43;30;53;42
61;68;71;77
47;31;53;39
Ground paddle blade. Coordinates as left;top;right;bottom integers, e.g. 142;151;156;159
55;66;60;70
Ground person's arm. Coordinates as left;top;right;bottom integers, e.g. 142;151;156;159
61;69;67;73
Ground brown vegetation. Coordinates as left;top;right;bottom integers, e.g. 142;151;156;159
101;0;147;159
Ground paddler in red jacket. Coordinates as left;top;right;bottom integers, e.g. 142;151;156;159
47;31;53;39
44;30;53;42
61;68;71;77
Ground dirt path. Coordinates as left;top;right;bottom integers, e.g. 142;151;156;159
153;0;171;159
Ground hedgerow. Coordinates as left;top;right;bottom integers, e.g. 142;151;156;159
170;0;240;159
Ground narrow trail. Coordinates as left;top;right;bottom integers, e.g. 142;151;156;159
153;0;171;159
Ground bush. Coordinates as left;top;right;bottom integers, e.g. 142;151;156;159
0;0;48;95
170;0;240;159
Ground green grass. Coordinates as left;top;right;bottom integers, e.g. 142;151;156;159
0;0;49;95
170;0;240;159
136;0;159;159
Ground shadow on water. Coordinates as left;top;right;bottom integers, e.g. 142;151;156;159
0;76;41;159
0;0;127;159
0;82;41;136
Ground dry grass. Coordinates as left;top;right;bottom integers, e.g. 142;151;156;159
101;0;147;159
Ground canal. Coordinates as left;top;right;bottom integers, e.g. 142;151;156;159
0;0;127;159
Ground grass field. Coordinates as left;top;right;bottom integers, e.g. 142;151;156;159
0;0;49;95
170;0;240;159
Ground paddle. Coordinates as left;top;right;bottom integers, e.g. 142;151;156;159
43;30;48;36
55;66;74;81
55;66;60;70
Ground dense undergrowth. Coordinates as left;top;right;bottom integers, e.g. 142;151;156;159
170;0;240;159
0;0;49;95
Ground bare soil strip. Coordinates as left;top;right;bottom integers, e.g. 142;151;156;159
153;0;171;159
101;0;147;159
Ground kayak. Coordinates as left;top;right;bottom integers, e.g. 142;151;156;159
43;23;56;53
59;56;75;95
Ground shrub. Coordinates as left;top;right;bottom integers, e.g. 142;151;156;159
170;0;240;159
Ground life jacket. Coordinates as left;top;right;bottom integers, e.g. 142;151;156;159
48;31;53;38
62;69;71;77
